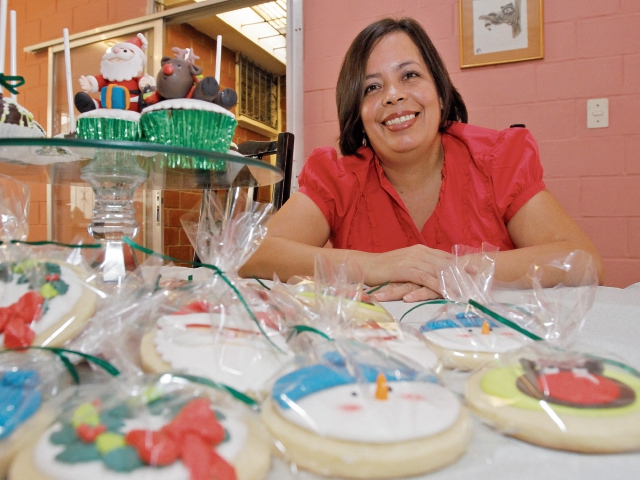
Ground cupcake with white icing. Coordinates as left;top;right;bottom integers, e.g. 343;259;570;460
0;94;45;138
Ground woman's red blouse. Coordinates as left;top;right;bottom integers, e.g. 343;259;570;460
298;122;546;253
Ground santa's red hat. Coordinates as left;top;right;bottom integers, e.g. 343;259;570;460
115;33;148;66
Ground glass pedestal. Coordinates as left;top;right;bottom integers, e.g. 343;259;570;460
0;138;283;283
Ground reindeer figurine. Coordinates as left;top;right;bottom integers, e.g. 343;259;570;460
141;47;237;109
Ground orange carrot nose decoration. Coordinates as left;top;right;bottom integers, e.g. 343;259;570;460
375;373;389;400
481;320;491;335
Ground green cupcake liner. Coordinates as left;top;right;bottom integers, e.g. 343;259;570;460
140;109;237;154
76;117;141;141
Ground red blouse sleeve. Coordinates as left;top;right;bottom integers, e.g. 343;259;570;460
491;127;546;223
297;146;348;230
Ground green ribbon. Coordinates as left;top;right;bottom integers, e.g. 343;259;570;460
252;276;271;291
172;373;258;409
0;74;25;95
287;324;333;342
398;299;453;322
3;346;120;384
364;281;389;295
468;299;543;341
468;301;640;379
0;240;101;249
122;237;284;354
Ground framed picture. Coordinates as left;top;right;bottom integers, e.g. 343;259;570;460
459;0;544;68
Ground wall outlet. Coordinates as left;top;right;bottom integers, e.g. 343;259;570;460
587;98;609;129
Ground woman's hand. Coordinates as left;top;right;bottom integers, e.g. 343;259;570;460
370;282;442;302
363;244;454;300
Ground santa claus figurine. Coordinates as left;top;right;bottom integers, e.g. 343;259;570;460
74;33;155;113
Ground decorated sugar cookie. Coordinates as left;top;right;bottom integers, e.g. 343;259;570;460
465;348;640;453
261;351;471;478
419;310;529;369
295;290;394;324
0;260;97;348
9;378;271;480
140;301;292;396
351;320;439;370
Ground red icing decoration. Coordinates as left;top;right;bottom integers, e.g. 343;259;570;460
125;430;179;466
0;292;44;347
125;398;235;479
162;398;225;445
537;372;621;405
77;424;107;443
255;311;279;330
339;404;363;411
175;301;221;315
45;274;60;282
4;321;36;348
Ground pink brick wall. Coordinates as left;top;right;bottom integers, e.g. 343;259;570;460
304;0;640;288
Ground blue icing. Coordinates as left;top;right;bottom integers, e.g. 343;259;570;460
272;352;420;409
420;312;501;332
0;370;42;439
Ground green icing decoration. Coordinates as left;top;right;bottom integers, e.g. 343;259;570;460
50;424;78;445
480;366;640;418
214;409;226;421
55;442;101;463
100;406;127;431
40;283;58;299
96;432;125;455
102;446;144;472
12;259;37;274
45;263;62;275
72;403;100;428
51;279;69;295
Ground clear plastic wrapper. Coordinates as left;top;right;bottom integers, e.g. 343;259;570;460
8;373;273;480
464;343;640;453
260;339;472;479
0;349;81;477
0;181;100;349
138;276;294;399
271;254;440;372
83;197;294;398
0;174;29;243
408;245;598;370
286;254;394;325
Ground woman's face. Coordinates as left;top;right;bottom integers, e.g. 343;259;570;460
361;32;442;163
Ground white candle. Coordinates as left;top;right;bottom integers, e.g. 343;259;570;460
9;10;15;100
215;35;222;84
63;28;75;133
0;0;7;87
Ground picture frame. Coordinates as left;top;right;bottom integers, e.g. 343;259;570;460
459;0;544;68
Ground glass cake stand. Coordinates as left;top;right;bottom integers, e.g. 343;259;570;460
0;138;283;283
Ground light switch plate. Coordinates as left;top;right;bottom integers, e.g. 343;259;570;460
587;98;609;129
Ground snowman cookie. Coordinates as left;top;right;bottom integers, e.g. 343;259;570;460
10;381;271;480
295;290;394;324
261;353;471;478
465;349;640;452
419;310;529;370
0;260;97;348
140;301;292;397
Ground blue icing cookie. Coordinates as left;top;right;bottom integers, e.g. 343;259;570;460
272;352;421;409
0;369;42;439
420;312;501;332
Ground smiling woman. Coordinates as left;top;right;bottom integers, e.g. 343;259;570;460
239;17;604;302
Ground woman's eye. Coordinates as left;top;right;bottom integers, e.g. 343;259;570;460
364;84;378;94
404;71;419;80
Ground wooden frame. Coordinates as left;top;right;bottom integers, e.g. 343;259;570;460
459;0;543;68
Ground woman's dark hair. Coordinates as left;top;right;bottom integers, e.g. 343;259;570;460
336;17;467;157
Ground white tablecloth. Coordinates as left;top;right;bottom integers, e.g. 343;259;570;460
266;285;640;480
